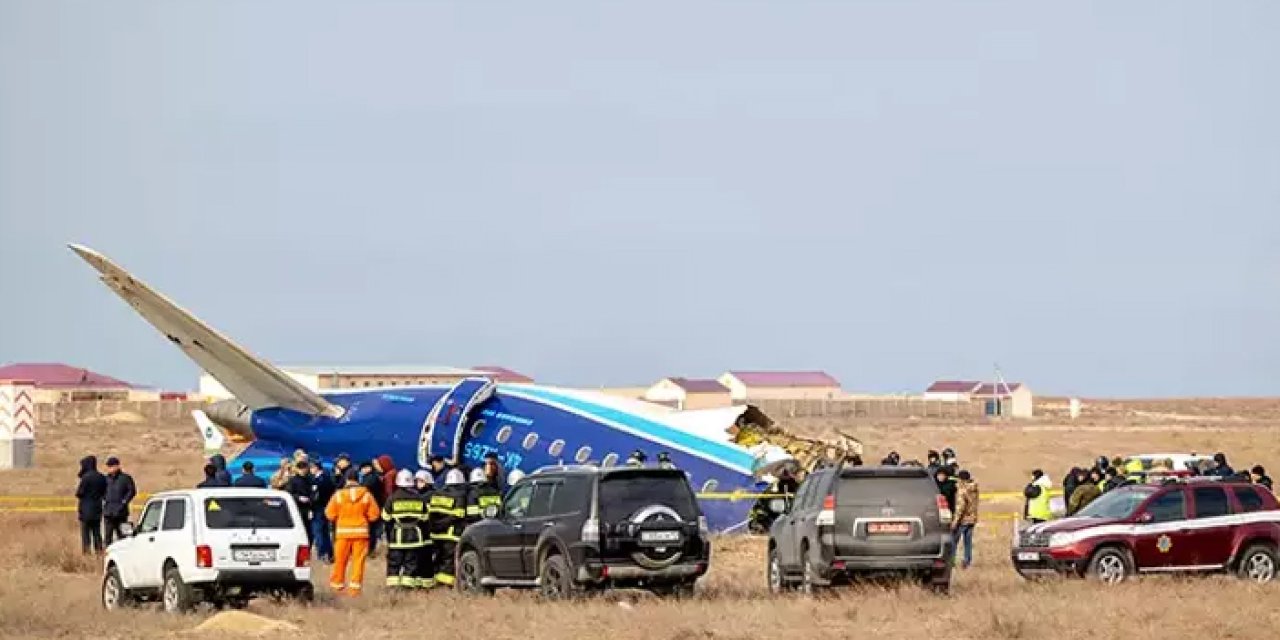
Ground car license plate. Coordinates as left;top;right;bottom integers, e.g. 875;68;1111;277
640;530;681;543
867;521;911;535
1017;552;1040;562
233;549;275;563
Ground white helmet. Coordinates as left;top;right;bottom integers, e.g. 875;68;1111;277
395;469;414;488
507;469;525;485
469;468;487;484
414;469;433;485
445;468;466;486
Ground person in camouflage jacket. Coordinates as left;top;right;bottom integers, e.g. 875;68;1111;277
951;470;979;568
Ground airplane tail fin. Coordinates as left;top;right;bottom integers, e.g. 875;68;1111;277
68;244;343;418
193;409;226;456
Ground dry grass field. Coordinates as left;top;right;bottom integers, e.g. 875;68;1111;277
3;397;1280;638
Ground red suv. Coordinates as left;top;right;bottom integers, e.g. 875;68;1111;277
1011;479;1280;584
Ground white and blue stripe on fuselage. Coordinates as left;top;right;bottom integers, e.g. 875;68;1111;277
236;384;763;532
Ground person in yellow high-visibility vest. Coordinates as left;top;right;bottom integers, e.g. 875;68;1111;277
1024;469;1054;523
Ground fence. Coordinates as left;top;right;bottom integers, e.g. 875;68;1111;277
749;397;987;420
36;400;208;424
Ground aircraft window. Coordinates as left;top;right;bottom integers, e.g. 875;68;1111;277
548;439;565;457
363;382;370;387
522;433;539;450
701;479;719;493
575;446;592;464
496;426;513;444
377;382;385;387
601;453;619;468
470;420;486;438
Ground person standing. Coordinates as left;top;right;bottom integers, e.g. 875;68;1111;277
285;461;314;543
428;469;468;588
1251;465;1274;491
465;467;503;527
934;466;958;512
951;470;979;569
102;457;136;547
75;455;108;554
413;470;436;587
209;454;233;486
234;461;268;487
1024;469;1053;524
1067;468;1101;515
270;457;292;490
310;461;336;563
382;469;430;589
325;469;381;596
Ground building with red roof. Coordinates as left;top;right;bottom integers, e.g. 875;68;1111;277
716;370;842;402
644;377;732;410
924;379;1034;417
0;363;143;402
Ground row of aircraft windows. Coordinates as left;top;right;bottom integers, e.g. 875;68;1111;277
471;420;719;493
348;380;432;388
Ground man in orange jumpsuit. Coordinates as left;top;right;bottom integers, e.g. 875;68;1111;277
325;468;381;596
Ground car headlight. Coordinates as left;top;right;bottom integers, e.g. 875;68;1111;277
1048;532;1078;548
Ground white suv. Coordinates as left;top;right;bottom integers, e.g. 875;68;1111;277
101;488;313;613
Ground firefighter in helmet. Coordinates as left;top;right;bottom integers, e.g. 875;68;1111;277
382;469;430;589
466;467;504;526
428;468;469;588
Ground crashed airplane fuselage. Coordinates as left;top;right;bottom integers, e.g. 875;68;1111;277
69;244;782;533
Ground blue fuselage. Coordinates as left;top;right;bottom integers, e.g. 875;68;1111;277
236;384;763;532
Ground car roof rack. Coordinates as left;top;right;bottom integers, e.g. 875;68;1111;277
530;463;599;475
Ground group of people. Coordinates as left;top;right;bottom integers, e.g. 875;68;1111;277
1022;452;1277;522
195;449;510;596
73;455;138;554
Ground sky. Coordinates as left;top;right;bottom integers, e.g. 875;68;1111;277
1;1;1278;398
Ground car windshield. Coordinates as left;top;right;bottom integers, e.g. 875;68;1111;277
204;496;295;529
599;474;698;523
1075;487;1155;519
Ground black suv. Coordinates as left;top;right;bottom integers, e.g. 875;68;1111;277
767;464;953;593
455;465;711;598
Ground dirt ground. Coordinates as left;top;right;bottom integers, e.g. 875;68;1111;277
2;397;1280;638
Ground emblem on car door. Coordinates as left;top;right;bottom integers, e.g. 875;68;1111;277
881;506;895;517
1157;534;1172;553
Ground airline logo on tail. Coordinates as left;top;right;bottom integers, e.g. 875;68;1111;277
192;410;225;456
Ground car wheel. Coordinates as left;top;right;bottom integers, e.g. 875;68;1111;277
101;566;135;611
1237;545;1278;584
457;550;495;596
767;546;788;593
538;554;578;600
1086;547;1131;585
162;566;197;614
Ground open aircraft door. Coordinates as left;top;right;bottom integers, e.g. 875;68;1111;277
419;377;497;466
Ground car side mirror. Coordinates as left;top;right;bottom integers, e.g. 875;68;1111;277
120;522;135;537
482;505;499;519
1138;512;1153;524
768;498;789;514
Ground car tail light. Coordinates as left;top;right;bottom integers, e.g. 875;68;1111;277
581;518;600;544
196;545;213;568
936;495;953;525
816;494;835;526
695;562;707;575
831;561;846;571
697;516;708;536
295;545;310;567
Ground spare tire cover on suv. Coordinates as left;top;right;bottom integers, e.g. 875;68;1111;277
625;504;685;569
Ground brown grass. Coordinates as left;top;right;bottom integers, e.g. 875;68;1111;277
2;398;1280;638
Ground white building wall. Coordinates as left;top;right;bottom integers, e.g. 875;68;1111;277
923;392;972;402
643;379;687;408
716;374;749;402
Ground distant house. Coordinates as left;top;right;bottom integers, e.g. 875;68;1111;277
716;371;841;402
644;377;732;410
972;382;1034;418
0;363;147;402
199;364;531;400
924;381;982;402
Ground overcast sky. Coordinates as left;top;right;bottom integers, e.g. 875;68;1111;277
2;1;1278;397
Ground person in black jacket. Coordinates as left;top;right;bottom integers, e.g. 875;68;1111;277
209;454;233;486
102;456;136;546
75;455;108;553
934;466;958;512
233;461;268;488
310;461;336;563
285;461;315;543
196;463;223;488
1062;466;1080;507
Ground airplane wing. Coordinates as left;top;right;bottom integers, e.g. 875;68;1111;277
68;244;343;418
